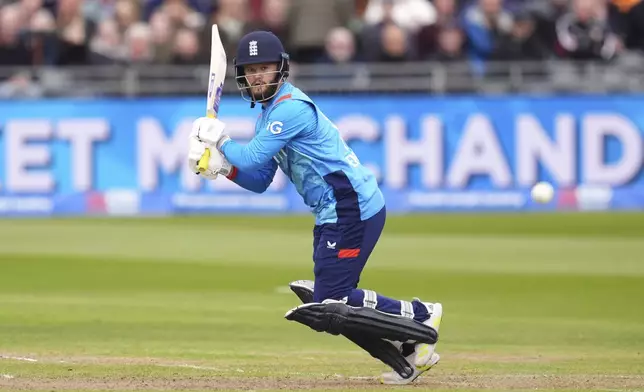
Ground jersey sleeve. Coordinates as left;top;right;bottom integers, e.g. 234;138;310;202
227;159;278;194
220;100;315;171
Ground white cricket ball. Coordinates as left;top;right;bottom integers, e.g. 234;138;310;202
531;182;554;204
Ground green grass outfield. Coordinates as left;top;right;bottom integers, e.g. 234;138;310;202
0;212;643;391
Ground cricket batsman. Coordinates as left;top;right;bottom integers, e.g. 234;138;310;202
186;31;443;385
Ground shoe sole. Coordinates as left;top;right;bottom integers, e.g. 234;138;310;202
379;353;441;385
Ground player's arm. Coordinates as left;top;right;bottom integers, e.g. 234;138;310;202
187;134;277;193
220;101;314;171
226;159;278;194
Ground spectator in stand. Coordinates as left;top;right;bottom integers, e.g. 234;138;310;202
287;0;355;63
608;0;644;51
148;8;178;63
143;0;209;20
24;7;58;65
0;3;31;65
113;0;140;35
361;0;417;61
56;0;96;65
364;0;436;33
82;0;118;23
13;0;43;25
171;27;200;64
526;0;569;58
2;0;644;70
89;18;125;64
554;0;622;61
319;26;359;64
461;0;515;74
499;9;550;60
124;22;154;63
428;22;475;92
417;0;460;59
247;0;290;50
306;26;361;88
198;0;250;64
379;22;415;62
428;22;467;62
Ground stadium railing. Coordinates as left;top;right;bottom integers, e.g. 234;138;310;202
1;57;644;97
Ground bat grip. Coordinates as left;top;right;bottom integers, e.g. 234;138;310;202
197;148;211;173
196;111;217;173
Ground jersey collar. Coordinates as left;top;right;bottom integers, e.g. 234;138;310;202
262;82;292;111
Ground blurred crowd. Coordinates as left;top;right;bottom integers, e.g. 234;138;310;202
1;0;643;66
1;0;643;97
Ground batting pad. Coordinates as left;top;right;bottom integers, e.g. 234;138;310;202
284;301;438;344
344;330;415;379
286;281;416;379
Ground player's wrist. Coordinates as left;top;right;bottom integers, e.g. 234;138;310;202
217;135;231;151
225;166;238;180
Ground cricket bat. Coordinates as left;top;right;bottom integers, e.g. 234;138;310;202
197;24;227;173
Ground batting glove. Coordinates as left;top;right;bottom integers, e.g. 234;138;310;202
187;136;232;180
191;116;230;151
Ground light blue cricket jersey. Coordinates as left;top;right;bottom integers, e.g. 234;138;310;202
220;82;385;225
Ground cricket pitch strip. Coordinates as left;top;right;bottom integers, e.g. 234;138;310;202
2;354;643;391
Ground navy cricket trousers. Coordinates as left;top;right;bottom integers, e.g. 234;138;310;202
311;206;430;322
312;206;386;303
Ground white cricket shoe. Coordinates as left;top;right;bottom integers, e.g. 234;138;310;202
379;352;440;385
414;301;443;368
379;301;443;385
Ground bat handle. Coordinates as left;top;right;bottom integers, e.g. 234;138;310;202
197;148;211;173
196;111;216;173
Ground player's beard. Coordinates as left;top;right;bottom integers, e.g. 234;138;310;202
249;74;280;102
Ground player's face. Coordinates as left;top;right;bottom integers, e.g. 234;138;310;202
243;62;280;100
